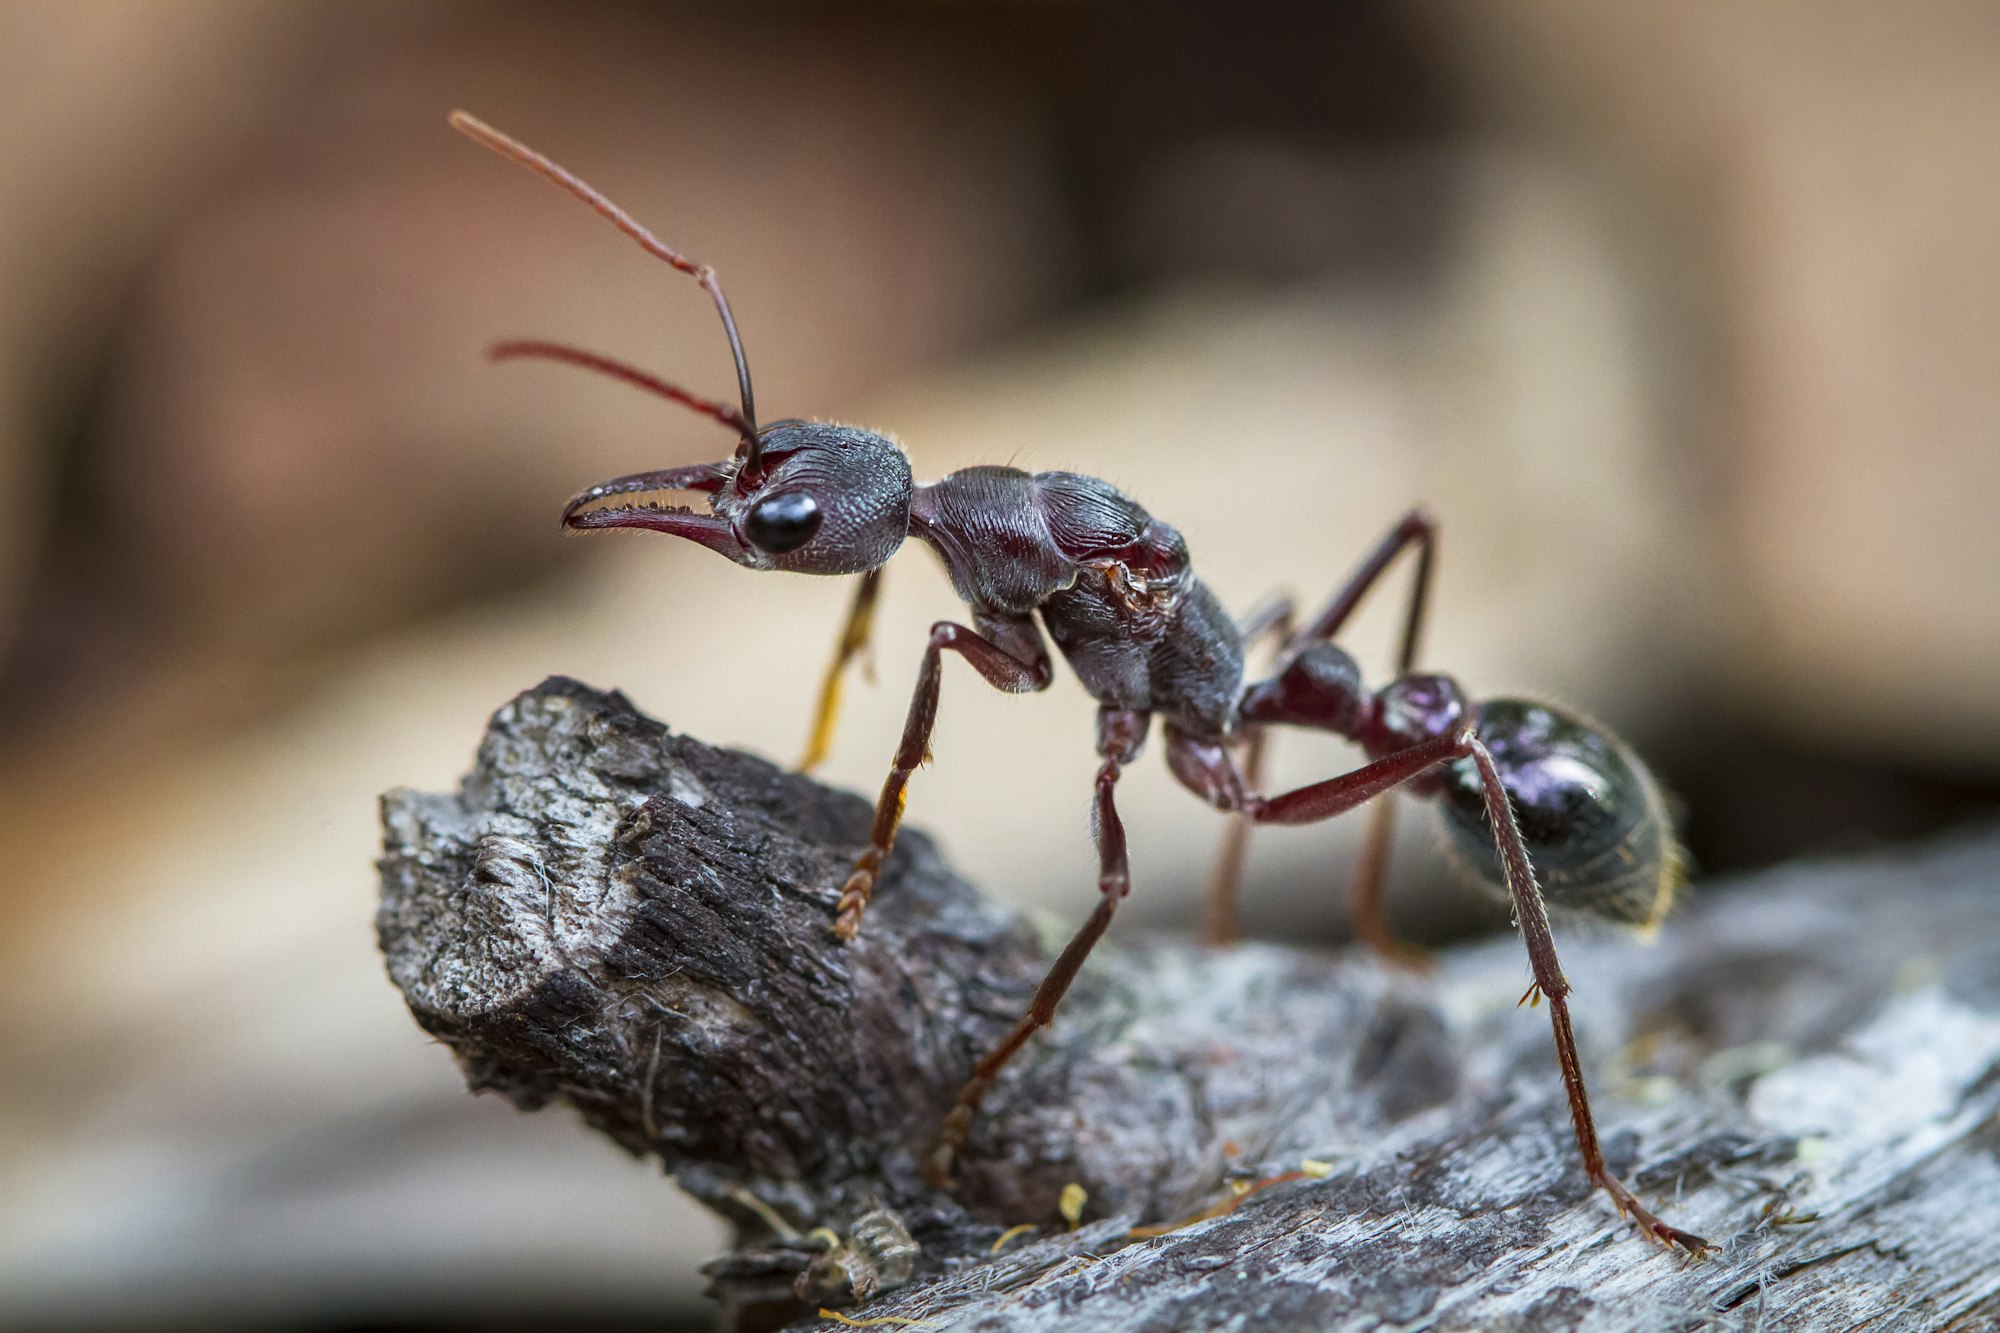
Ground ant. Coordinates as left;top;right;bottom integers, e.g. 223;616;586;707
450;111;1710;1255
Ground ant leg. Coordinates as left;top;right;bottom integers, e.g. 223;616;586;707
1238;592;1299;651
1170;724;1709;1250
1462;738;1712;1254
1248;733;1468;825
1294;507;1435;655
1174;727;1465;963
1347;799;1429;968
1203;727;1265;945
1297;508;1437;960
1177;724;1460;961
1169;722;1467;827
1205;593;1294;945
925;707;1149;1187
833;615;1050;941
798;568;883;772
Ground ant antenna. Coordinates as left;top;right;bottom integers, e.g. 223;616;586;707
449;110;765;475
489;341;750;437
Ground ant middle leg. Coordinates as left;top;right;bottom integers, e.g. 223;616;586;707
1212;513;1437;945
925;706;1149;1188
833;614;1050;940
1204;593;1294;945
1344;799;1429;968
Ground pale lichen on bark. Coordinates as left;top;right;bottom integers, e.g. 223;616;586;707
378;679;2000;1331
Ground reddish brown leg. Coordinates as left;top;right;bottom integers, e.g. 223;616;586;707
1203;726;1264;946
833;616;1050;940
924;707;1149;1187
1173;731;1472;971
1464;738;1712;1254
798;568;883;773
1247;731;1469;826
1347;799;1429;969
1169;725;1710;1251
1205;594;1294;945
1294;508;1437;961
1236;592;1300;659
1167;725;1457;825
1214;513;1436;947
1293;507;1436;655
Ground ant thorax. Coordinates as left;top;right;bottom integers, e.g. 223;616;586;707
909;467;1243;737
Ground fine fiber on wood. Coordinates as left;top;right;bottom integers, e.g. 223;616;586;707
377;678;2000;1331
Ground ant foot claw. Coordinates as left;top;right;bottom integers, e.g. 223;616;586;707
919;1142;956;1190
1653;1221;1716;1256
1596;1172;1711;1256
831;858;880;941
1357;924;1433;974
921;1104;975;1189
1378;939;1434;974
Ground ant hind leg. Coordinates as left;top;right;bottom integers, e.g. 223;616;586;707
1349;799;1431;970
1462;737;1711;1253
1294;508;1437;962
1168;724;1710;1251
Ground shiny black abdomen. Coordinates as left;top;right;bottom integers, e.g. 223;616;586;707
1437;698;1680;927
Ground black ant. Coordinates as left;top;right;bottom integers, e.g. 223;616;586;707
450;111;1709;1254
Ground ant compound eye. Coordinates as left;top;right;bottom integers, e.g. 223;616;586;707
744;491;822;554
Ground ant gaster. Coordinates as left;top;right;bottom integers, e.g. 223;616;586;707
451;111;1709;1254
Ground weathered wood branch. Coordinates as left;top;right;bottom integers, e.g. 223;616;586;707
378;679;2000;1331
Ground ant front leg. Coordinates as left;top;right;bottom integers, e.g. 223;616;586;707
798;568;883;772
832;614;1051;941
1205;593;1294;945
925;706;1149;1188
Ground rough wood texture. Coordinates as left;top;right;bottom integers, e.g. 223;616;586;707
378;679;2000;1331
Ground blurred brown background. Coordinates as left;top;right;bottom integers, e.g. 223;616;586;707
1;1;1995;1327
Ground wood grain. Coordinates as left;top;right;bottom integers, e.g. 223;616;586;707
379;678;2000;1331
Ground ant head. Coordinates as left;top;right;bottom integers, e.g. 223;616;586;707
563;420;912;574
446;113;916;577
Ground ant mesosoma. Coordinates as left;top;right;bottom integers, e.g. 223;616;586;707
451;111;1709;1254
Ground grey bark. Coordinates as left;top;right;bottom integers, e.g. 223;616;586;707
378;678;2000;1332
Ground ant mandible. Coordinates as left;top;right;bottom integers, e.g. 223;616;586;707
450;111;1709;1254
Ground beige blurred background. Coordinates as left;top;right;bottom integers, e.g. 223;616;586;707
0;1;1995;1327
